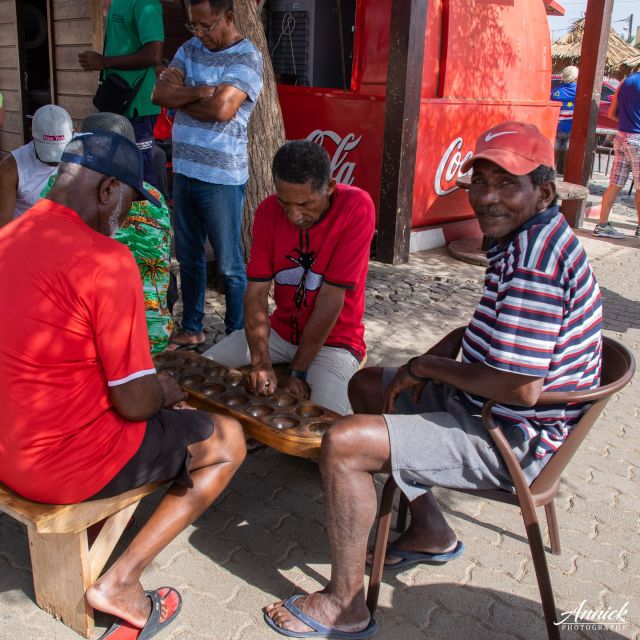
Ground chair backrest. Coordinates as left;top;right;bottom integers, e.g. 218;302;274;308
529;337;635;500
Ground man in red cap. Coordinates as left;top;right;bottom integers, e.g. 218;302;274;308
263;122;603;638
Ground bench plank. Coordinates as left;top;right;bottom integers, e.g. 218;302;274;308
0;482;161;533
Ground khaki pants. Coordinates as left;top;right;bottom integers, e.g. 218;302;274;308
203;329;360;415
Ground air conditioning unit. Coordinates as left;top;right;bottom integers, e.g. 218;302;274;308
268;0;349;88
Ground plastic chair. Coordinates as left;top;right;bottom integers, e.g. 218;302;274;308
366;331;635;640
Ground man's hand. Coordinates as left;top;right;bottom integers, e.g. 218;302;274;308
157;370;187;407
383;363;428;414
159;67;186;86
79;50;105;71
249;365;278;396
282;374;311;401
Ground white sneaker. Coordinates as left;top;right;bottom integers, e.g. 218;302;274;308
593;223;625;239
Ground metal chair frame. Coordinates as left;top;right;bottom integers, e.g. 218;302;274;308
366;332;635;640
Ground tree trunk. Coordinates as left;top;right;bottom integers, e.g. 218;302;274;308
234;0;286;259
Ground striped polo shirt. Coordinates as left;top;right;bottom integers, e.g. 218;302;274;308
170;37;263;185
461;205;602;460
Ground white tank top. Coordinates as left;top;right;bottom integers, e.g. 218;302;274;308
11;141;57;218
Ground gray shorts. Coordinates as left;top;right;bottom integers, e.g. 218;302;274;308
382;369;549;501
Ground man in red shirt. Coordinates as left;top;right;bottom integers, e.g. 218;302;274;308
205;140;375;415
0;131;246;639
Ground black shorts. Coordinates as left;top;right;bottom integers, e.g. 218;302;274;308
89;408;214;500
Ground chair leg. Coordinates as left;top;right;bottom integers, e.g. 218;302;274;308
525;522;560;640
396;491;409;532
366;477;397;615
544;502;561;556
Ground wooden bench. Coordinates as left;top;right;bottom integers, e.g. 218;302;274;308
0;482;160;637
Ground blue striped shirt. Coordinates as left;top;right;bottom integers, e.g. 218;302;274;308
462;206;602;460
170;37;263;185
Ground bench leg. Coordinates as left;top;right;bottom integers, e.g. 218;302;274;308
27;500;142;638
28;529;94;638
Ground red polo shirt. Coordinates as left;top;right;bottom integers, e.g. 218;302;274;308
0;199;154;503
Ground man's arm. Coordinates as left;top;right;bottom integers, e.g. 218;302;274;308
108;371;186;422
410;355;544;407
290;283;345;371
180;84;249;123
0;103;5;129
152;67;214;108
78;41;163;72
244;280;276;394
0;154;18;228
607;88;619;121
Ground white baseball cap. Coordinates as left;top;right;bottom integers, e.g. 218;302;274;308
32;105;74;164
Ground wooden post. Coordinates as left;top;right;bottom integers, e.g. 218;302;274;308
375;0;428;264
562;0;614;227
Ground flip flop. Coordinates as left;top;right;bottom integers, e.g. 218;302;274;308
263;595;379;639
383;540;465;571
97;586;182;640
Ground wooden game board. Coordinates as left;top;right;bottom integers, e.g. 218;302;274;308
153;351;341;459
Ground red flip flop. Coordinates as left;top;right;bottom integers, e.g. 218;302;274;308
97;587;182;640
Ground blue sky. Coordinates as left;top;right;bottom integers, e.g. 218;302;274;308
547;1;638;41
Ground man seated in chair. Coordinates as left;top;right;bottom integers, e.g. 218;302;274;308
263;122;603;638
204;140;376;415
0;131;246;639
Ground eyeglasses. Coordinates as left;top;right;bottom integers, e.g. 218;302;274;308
185;20;220;35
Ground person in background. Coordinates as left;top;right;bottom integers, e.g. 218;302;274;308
79;0;164;189
0;104;73;227
152;0;264;348
551;65;578;174
41;112;174;353
593;71;640;240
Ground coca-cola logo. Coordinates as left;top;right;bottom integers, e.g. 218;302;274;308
306;129;363;185
434;137;473;196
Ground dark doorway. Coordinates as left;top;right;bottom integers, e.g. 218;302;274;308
17;0;53;139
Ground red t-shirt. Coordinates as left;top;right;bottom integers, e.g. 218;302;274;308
247;184;375;360
0;199;155;503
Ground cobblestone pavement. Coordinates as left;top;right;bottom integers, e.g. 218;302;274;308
1;175;639;640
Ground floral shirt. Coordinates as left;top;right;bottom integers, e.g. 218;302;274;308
41;176;173;353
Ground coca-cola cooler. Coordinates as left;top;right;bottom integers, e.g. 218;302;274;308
270;0;561;248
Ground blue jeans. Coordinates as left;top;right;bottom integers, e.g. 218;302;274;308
173;173;247;334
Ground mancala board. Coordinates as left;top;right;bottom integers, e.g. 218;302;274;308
153;351;341;458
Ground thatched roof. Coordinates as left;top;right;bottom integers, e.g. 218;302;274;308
551;18;638;79
614;53;640;78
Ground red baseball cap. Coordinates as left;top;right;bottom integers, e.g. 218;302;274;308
460;121;555;176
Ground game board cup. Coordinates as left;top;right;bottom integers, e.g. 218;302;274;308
178;373;205;386
268;415;300;430
224;370;244;387
246;403;274;418
295;403;324;418
306;422;329;435
220;391;249;407
270;392;297;407
195;382;226;397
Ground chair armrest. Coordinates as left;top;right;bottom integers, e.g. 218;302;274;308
481;401;539;524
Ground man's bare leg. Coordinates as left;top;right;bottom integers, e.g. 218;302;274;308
86;414;246;627
266;415;390;633
349;368;457;564
598;183;623;225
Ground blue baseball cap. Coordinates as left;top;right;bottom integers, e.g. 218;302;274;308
61;131;161;206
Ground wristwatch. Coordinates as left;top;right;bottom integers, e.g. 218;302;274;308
286;367;308;381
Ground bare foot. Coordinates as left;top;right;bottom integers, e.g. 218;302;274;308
166;331;205;351
264;593;370;635
86;579;150;628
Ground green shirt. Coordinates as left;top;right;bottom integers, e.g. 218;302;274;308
104;0;164;118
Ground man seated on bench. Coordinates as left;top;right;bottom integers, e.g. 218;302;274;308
204;140;375;415
263;122;603;638
0;131;246;639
